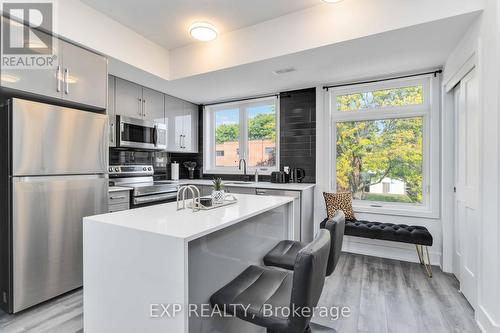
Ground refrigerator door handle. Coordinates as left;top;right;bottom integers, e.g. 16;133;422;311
13;174;108;183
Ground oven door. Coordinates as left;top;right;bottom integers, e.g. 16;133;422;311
131;191;177;208
117;115;157;150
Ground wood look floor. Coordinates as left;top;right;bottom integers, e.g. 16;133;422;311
0;253;479;333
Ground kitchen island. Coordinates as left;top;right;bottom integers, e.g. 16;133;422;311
83;194;294;333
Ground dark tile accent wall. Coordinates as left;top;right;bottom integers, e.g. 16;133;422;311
280;88;316;183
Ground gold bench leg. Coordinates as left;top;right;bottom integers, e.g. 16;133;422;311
415;245;433;278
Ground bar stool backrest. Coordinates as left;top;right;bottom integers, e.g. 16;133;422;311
288;229;331;332
324;210;346;276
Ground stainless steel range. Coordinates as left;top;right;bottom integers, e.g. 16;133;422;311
109;165;178;208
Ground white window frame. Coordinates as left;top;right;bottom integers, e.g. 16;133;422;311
203;96;280;175
328;75;440;218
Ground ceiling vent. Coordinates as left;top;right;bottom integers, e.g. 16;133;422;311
272;67;296;75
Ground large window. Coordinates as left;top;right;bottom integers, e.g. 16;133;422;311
204;96;279;174
330;77;439;216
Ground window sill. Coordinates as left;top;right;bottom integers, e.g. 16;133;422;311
353;204;440;219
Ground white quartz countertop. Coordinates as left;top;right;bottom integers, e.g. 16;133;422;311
177;179;315;191
108;186;133;193
85;194;293;242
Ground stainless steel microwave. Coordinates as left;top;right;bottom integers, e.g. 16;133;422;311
116;115;167;150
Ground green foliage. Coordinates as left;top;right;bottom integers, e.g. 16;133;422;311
336;117;423;203
215;124;239;144
337;86;423;112
215;112;276;144
212;178;223;191
248;113;276;141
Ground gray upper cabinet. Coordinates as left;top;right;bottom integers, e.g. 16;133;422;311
166;96;185;152
115;78;143;119
165;96;198;153
60;40;107;109
0;17;107;109
108;76;116;147
114;78;165;123
142;87;165;124
0;18;60;99
182;101;199;153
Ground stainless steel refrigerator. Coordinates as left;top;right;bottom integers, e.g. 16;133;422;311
0;98;108;313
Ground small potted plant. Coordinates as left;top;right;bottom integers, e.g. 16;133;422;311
183;161;197;179
211;178;225;204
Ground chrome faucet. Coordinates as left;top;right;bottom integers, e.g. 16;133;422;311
177;185;201;212
239;158;247;176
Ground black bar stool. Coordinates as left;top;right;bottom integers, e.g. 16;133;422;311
210;229;331;333
264;211;346;276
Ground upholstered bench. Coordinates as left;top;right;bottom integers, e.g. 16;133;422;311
321;218;434;277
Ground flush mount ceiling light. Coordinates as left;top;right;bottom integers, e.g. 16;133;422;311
189;22;218;42
321;0;344;3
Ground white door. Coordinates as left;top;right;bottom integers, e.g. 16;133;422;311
454;68;479;308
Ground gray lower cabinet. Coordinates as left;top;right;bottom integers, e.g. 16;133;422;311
0;17;107;109
255;187;314;243
108;190;130;212
225;186;256;195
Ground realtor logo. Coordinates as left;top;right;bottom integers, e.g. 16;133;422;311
1;1;56;69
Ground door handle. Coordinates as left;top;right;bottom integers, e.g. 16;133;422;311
153;125;158;146
56;65;61;92
110;195;126;200
64;68;69;94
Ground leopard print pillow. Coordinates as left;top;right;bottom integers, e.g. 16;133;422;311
323;192;355;220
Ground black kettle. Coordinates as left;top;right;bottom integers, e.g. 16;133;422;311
290;168;306;183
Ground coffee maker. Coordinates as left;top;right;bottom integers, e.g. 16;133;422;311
290;168;306;183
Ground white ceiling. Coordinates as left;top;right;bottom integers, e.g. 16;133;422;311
110;12;478;104
80;0;320;50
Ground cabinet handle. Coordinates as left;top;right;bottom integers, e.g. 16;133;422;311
138;98;142;116
110;123;115;144
110;195;126;200
64;68;69;94
143;99;146;117
56;66;61;92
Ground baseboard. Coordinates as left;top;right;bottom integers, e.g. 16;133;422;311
476;305;500;333
342;236;442;266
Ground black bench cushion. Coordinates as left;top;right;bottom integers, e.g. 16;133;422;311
321;218;433;246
